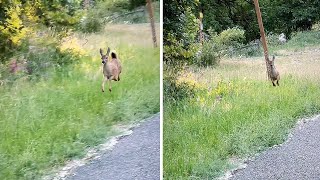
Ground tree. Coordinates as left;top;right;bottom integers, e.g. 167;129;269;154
0;0;83;62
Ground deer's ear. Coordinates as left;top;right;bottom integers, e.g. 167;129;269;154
100;48;104;56
106;47;111;56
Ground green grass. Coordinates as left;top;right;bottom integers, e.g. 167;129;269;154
164;77;320;179
0;43;159;179
164;30;320;179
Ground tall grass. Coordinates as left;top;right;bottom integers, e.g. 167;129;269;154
164;31;320;179
0;32;159;179
164;78;320;179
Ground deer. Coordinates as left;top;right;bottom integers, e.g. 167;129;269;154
268;55;280;87
100;47;122;92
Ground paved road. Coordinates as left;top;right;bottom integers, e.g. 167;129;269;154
231;115;320;180
67;114;160;180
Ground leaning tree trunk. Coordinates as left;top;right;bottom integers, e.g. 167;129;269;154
253;0;271;80
146;0;157;47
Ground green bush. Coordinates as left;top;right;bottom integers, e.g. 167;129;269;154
213;27;245;47
129;0;147;10
164;6;199;65
266;33;282;47
238;41;263;57
208;27;262;58
78;15;103;33
197;40;220;66
164;77;196;103
26;47;79;80
0;44;81;82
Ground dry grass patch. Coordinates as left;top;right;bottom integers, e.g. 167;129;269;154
178;47;320;87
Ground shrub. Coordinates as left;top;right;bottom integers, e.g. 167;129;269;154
26;46;80;79
213;27;245;47
164;77;196;103
164;6;199;65
78;15;103;33
129;0;147;10
164;33;200;65
197;40;220;66
266;32;282;47
238;41;263;57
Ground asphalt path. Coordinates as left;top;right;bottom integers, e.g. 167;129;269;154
231;115;320;180
67;114;160;180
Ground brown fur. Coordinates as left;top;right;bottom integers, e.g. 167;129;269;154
268;55;280;86
100;47;122;92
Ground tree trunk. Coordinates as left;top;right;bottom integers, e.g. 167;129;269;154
146;0;157;47
253;0;271;79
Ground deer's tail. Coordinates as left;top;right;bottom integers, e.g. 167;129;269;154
111;51;117;59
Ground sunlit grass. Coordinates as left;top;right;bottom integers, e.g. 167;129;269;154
0;24;159;179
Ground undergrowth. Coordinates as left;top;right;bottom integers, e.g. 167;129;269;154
164;77;320;179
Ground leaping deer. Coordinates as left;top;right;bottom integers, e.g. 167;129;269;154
268;55;280;86
100;47;122;92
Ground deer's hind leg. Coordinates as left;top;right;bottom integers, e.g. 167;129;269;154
277;80;279;86
114;74;120;81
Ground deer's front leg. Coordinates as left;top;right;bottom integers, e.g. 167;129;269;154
102;76;108;92
109;78;112;92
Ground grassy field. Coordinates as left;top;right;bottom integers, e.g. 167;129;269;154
164;31;320;179
0;23;159;179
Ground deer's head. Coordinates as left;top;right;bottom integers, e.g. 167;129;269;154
100;47;111;64
268;55;276;68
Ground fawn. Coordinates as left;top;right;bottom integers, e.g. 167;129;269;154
268;55;280;86
100;47;122;92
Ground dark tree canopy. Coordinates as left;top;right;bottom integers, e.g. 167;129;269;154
164;0;320;44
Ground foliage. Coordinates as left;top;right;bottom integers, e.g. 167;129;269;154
213;27;245;47
199;0;257;42
164;33;200;65
163;1;200;66
78;11;103;33
26;48;80;80
129;0;146;10
79;0;160;33
259;0;320;37
268;30;320;53
0;0;83;63
164;0;320;45
164;78;197;103
197;40;220;66
195;27;245;66
265;32;283;47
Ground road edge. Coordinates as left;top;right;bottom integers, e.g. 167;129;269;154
43;113;160;180
218;114;320;180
